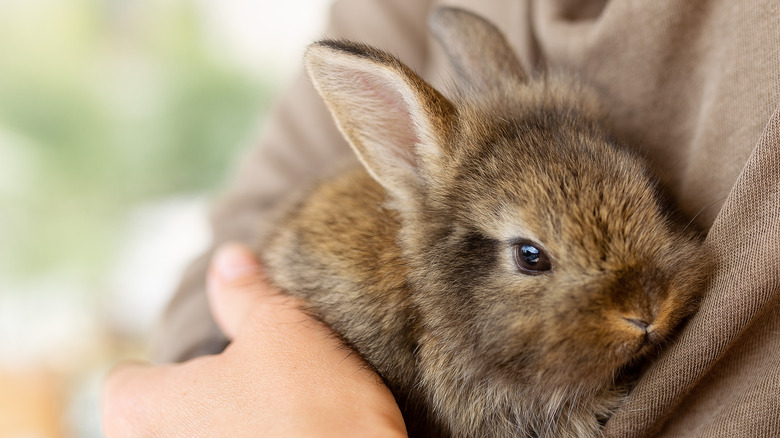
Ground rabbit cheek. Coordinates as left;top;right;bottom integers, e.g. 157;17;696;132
535;318;630;386
528;282;660;384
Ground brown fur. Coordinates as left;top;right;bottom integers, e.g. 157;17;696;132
259;8;711;438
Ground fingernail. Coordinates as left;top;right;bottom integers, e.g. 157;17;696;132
213;243;259;282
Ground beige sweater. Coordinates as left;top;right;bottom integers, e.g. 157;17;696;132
154;0;780;436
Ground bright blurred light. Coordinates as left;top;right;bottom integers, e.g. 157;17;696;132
108;196;211;337
0;1;332;437
198;0;330;75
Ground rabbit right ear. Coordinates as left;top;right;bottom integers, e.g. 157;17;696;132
429;7;527;92
305;40;455;204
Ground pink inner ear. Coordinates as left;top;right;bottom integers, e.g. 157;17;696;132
352;70;420;170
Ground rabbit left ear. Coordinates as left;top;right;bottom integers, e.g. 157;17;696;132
304;40;455;204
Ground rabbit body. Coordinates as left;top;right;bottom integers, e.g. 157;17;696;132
261;8;709;438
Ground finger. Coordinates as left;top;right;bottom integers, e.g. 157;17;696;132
102;361;164;437
207;242;271;339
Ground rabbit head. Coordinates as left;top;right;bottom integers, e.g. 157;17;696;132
304;6;709;413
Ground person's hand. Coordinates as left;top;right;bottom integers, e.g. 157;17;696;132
102;242;407;437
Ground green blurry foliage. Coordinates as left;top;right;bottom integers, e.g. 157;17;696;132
0;0;275;283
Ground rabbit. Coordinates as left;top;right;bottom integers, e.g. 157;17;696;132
259;7;711;438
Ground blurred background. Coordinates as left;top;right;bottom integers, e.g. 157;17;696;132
0;0;329;436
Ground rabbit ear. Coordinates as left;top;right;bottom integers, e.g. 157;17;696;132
305;40;455;202
429;7;527;92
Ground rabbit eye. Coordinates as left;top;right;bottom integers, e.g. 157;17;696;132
513;241;552;274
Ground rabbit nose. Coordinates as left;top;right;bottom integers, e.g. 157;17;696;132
623;317;651;332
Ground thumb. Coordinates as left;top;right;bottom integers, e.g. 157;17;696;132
207;242;270;339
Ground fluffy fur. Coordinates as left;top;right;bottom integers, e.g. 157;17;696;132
259;7;710;438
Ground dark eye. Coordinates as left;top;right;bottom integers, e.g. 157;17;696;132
513;241;552;274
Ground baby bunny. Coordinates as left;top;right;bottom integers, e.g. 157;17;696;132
260;7;710;438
